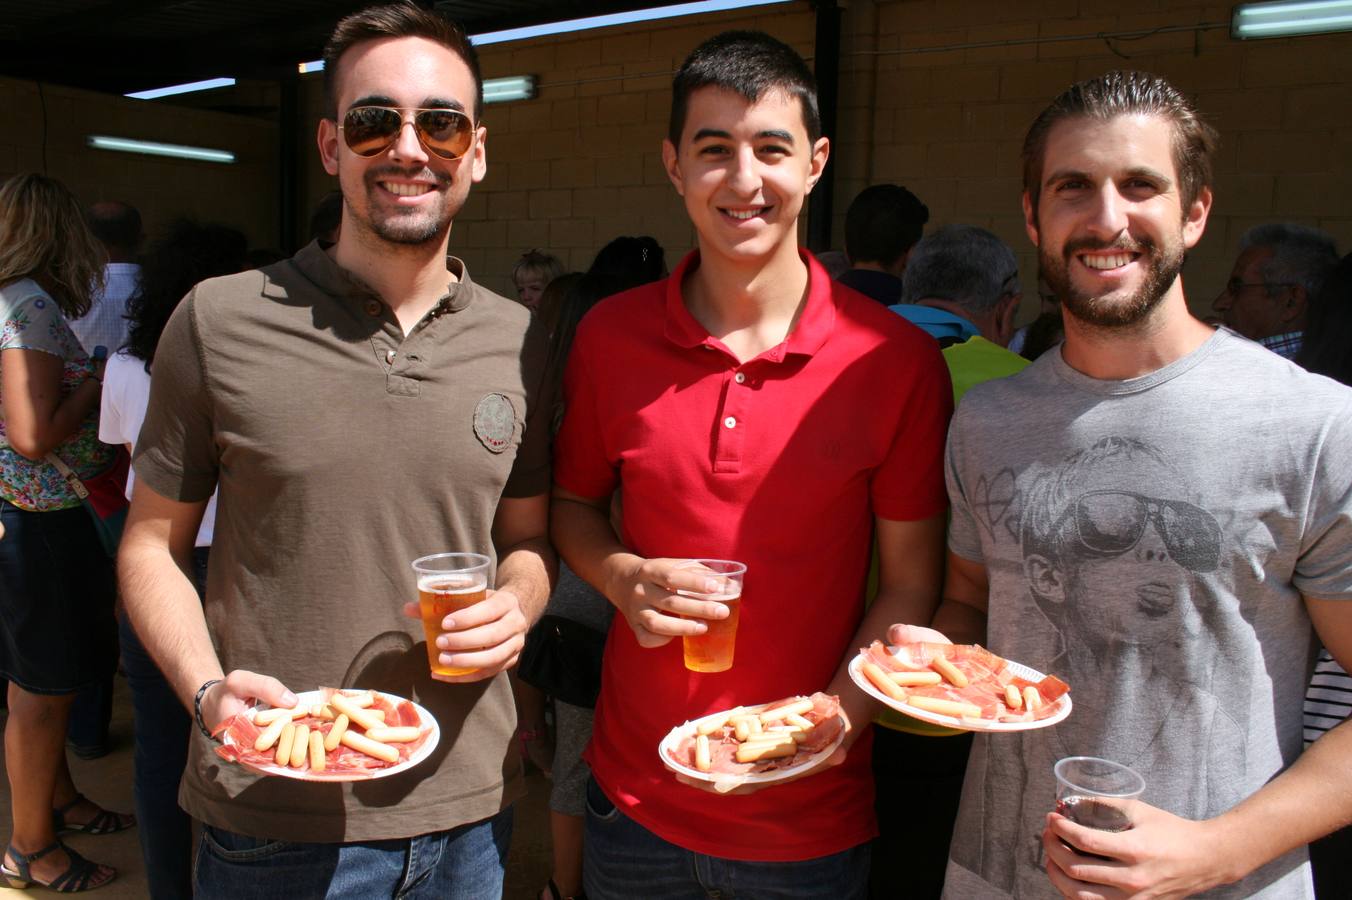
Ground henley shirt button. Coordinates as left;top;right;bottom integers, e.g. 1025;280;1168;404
364;300;382;316
734;372;746;384
723;416;737;429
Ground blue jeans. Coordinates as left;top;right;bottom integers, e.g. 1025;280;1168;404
193;807;513;900
583;778;870;900
120;547;207;900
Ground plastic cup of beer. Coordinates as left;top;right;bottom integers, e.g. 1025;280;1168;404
675;559;746;673
411;552;491;677
1053;756;1144;836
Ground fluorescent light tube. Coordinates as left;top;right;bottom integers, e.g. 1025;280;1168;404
1233;0;1352;39
125;77;236;100
483;76;536;103
87;136;236;164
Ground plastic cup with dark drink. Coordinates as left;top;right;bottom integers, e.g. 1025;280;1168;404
1054;756;1145;848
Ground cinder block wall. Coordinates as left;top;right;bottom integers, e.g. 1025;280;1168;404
416;0;1350;312
837;0;1352;321
0;76;280;250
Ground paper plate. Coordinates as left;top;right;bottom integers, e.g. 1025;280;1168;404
224;690;439;782
849;653;1072;733
659;703;846;791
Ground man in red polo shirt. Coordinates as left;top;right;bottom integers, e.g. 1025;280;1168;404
551;31;952;898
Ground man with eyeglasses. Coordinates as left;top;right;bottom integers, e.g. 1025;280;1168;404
118;3;553;897
1211;223;1339;359
902;71;1352;900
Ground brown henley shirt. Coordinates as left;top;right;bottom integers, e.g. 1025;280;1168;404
134;241;552;841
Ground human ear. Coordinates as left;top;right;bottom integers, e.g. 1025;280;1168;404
1181;185;1212;250
661;139;684;196
805;136;830;193
1022;192;1040;247
318;118;340;177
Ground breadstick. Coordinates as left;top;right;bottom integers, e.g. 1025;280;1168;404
275;723;296;767
364;726;420;744
735;739;797;763
906;696;983;718
1005;683;1023;710
255;706;305;727
931;654;969;688
696;710;735;736
1023;686;1042;711
863;662;910;702
308;730;326;773
328;692;384;731
785;713;815;731
323;714;350;752
289;724;310;768
695;734;711;772
889;671;944;687
340;729;399;764
254;715;290;752
758;698;814;724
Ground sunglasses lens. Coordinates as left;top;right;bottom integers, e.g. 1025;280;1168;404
1157;502;1221;573
414;110;472;159
343;107;402;157
1075;492;1145;554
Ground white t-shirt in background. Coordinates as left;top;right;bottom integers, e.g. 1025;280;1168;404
99;350;216;547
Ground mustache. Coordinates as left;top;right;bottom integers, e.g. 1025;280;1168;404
365;165;451;187
1063;235;1155;256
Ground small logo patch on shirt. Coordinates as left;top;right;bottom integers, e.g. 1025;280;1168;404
474;393;516;453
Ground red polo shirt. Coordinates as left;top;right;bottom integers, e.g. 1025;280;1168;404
554;249;952;861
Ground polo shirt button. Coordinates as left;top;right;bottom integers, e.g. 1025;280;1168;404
365;300;382;316
724;416;737;429
385;349;396;363
734;372;746;384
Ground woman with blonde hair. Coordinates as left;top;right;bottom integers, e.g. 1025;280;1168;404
0;173;131;892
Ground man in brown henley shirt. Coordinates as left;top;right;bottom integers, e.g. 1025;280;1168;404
118;5;554;897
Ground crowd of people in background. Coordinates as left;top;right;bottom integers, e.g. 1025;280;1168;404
1;3;1351;899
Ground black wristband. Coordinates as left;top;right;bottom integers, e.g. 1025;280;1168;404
194;678;223;739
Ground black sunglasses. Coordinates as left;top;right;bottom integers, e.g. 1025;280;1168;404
339;106;474;160
1057;490;1220;573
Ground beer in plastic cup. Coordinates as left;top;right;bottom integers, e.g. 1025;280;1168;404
676;559;747;673
411;552;491;677
1053;756;1145;840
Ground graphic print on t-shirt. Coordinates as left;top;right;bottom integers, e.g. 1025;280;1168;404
955;436;1250;897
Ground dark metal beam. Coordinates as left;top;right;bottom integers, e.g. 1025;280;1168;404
807;0;840;252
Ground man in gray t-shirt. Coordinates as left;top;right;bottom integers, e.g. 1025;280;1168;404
909;71;1352;899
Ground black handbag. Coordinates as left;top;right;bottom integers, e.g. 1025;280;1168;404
519;614;608;708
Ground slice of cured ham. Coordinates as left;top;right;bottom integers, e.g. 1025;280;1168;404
667;692;843;777
860;641;1069;723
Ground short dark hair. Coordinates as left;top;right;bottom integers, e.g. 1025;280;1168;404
1022;70;1218;221
844;184;928;266
322;2;483;121
668;30;820;146
1296;252;1352;387
86;201;142;252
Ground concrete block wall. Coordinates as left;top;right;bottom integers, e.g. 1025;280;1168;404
840;0;1352;321
0;76;280;251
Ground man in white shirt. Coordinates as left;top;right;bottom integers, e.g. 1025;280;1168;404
71;201;141;355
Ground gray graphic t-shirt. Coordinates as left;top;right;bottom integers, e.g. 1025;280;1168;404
942;328;1352;900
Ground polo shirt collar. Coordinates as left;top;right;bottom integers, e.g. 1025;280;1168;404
662;248;836;362
277;240;475;314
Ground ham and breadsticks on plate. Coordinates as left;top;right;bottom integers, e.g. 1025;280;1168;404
660;692;846;793
850;640;1071;732
214;688;439;781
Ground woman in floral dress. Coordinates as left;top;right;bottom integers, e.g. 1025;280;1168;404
0;173;132;892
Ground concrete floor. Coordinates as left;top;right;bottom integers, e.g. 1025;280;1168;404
0;677;554;898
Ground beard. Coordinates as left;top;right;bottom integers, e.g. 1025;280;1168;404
347;166;456;247
1040;232;1185;329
